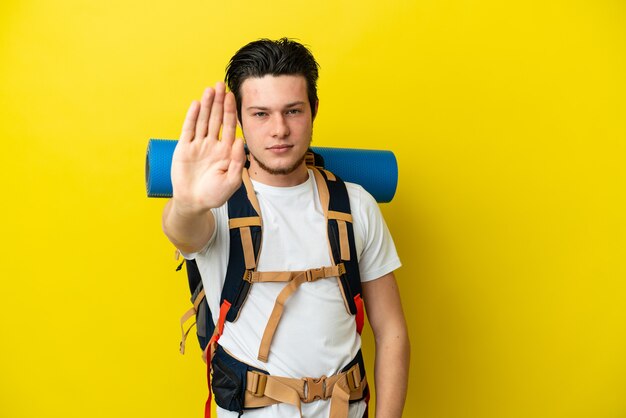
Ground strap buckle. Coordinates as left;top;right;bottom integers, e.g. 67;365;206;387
305;267;324;282
337;263;346;276
345;365;361;392
303;375;327;402
249;372;268;397
243;270;253;283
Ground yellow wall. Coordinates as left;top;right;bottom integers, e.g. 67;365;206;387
1;1;625;417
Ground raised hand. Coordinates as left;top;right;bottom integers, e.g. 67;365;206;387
171;82;246;214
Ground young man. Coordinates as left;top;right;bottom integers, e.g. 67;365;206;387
162;38;409;418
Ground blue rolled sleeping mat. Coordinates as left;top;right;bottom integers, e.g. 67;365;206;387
145;139;398;203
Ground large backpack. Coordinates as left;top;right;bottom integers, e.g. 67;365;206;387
178;151;365;358
176;151;369;417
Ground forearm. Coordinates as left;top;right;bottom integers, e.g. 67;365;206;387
162;198;215;254
372;322;410;418
362;273;410;418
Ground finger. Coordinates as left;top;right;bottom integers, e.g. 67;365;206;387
221;92;237;146
180;100;200;143
195;87;215;141
227;138;246;185
207;82;225;140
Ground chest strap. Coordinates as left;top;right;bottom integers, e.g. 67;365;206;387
244;363;367;418
256;263;346;362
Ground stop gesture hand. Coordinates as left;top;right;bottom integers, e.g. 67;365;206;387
171;82;246;214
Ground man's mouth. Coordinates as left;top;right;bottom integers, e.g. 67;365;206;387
267;144;293;153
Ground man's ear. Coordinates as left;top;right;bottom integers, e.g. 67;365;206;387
312;100;319;120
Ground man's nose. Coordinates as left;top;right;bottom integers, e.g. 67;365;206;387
271;114;290;138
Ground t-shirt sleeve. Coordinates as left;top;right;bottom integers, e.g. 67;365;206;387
349;184;402;282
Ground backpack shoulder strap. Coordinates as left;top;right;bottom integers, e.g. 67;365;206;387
222;169;263;323
311;167;365;333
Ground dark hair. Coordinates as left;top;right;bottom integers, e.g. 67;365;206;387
225;38;320;122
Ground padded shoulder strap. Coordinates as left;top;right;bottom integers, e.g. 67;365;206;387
312;167;363;317
222;166;362;325
222;169;263;323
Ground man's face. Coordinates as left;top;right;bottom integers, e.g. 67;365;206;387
239;74;315;184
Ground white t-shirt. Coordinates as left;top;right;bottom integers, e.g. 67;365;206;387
188;169;401;418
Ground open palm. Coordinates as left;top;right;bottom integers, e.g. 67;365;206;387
171;82;246;212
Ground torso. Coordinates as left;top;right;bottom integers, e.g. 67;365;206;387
190;169;401;417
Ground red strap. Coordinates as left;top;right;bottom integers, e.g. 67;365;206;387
204;300;232;418
354;294;364;335
214;300;231;341
204;384;212;418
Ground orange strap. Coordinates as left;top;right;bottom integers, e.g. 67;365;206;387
245;265;344;284
337;220;350;261
322;168;336;181
305;151;316;167
239;226;256;269
354;293;364;335
178;308;196;355
242;169;262;217
328;211;352;262
257;264;345;362
312;167;354;309
204;300;232;418
179;288;206;354
328;210;352;223
231;170;262;271
228;216;261;229
244;363;366;418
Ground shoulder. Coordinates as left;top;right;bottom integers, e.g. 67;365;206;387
342;180;401;279
344;181;372;202
344;181;381;223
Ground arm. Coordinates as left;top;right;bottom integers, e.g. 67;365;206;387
362;272;410;418
162;198;215;254
162;82;246;253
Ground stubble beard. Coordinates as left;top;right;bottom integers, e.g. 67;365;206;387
252;147;309;176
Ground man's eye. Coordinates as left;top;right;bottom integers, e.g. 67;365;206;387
286;109;301;115
254;112;267;117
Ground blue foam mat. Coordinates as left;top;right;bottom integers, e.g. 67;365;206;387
146;139;398;203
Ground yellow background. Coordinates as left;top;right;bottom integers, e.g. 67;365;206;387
1;0;625;417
